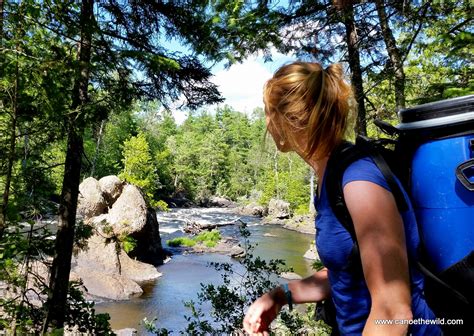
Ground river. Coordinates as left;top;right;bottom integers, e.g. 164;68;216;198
95;208;315;333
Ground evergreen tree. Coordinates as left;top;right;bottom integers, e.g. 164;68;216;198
119;133;159;201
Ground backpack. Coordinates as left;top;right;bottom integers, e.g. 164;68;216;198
318;95;474;336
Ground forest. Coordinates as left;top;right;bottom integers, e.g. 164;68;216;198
0;0;472;334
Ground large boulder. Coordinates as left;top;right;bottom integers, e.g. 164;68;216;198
78;177;107;218
106;185;148;236
204;196;236;208
127;207;165;265
267;199;291;219
72;234;162;300
75;177;166;300
229;245;246;258
283;214;316;235
238;202;268;217
99;175;124;206
74;234;121;274
74;235;162;281
75;268;143;300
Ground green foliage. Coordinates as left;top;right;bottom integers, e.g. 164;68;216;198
88;109;138;178
142;317;170;335
258;150;311;214
0;225;52;334
63;282;114;335
154;200;170;212
2;0;473;332
194;230;222;248
167;230;221;248
120;235;138;254
277;304;332;336
167;237;197;247
119;132;160;201
73;221;94;255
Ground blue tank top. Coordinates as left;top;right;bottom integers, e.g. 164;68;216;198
315;157;442;336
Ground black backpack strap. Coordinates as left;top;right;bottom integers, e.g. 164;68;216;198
325;137;409;272
326;141;364;242
355;136;408;213
326;141;366;272
418;260;470;306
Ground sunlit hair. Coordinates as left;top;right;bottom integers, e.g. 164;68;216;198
263;62;354;160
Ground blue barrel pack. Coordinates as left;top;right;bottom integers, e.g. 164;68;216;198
396;95;474;273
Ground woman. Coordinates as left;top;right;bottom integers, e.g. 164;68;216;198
243;62;441;336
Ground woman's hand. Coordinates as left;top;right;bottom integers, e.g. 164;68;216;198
243;287;285;335
243;271;330;335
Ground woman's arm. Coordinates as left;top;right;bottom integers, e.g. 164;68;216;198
344;181;413;336
288;268;331;304
243;269;330;334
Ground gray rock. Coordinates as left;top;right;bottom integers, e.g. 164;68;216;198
303;245;319;260
280;272;303;280
267;199;291;219
74;234;121;274
238;203;268;217
120;251;163;282
76;268;143;300
204;196;236;208
229;245;246;258
99;175;124;205
72;234;161;300
74;179;165;300
283;214;316;235
114;328;138;336
106;185;148;236
78;177;107;219
127;207;165;265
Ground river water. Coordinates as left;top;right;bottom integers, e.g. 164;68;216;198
95;208;315;333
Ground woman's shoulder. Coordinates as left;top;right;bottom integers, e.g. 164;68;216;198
342;156;391;192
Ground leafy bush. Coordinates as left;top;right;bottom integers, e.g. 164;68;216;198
120;235;138;254
167;230;221;248
194;230;221;248
153;199;170;212
167;237;196;247
63;281;114;335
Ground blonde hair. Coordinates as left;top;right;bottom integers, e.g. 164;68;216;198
263;62;353;160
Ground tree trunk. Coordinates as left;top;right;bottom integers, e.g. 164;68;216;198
375;0;406;111
0;93;17;238
343;4;367;136
43;0;94;330
0;26;19;239
90;119;105;177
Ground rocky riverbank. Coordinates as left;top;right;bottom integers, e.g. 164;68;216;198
236;198;316;235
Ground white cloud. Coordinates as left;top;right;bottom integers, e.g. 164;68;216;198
212;58;273;114
211;51;297;114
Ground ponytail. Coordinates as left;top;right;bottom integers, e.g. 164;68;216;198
264;62;354;160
